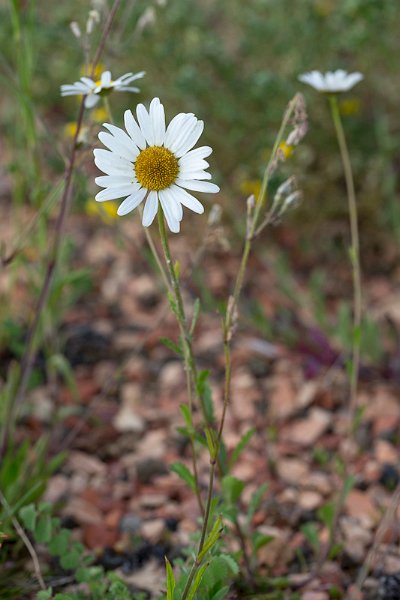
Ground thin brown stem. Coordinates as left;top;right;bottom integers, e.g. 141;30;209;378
0;0;122;458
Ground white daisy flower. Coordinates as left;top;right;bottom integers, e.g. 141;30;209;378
298;70;363;93
60;70;145;108
93;97;220;233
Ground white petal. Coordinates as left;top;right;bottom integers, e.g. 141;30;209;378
95;175;134;187
176;179;219;194
98;132;138;161
102;123;140;158
168;116;198;154
80;77;96;88
118;71;145;84
169;184;204;214
175;120;204;157
149;98;166;146
136;103;154;145
124;110;147;149
61;90;82;97
142;191;159;226
94;158;133;177
94;148;133;168
117;188;147;216
179;155;209;170
179;146;212;163
101;71;112;86
179;169;211;180
164;113;191;147
95;184;139;202
85;93;100;108
115;85;140;93
160;189;183;221
160;194;180;233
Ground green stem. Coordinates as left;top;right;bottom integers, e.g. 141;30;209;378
329;95;362;423
157;209;204;515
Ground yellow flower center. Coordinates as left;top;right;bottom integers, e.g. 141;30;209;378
135;146;179;191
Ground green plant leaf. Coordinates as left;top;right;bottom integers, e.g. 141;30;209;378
252;531;274;552
180;404;193;430
170;462;196;492
35;513;53;543
19;503;37;531
186;562;209;600
37;590;53;600
198;516;223;562
48;529;71;556
247;482;268;523
205;427;217;460
301;522;320;553
221;475;245;505
228;427;255;468
60;548;81;570
165;557;175;600
160;337;182;355
190;298;201;335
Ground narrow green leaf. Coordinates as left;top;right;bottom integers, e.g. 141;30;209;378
48;354;79;401
205;428;217;460
196;370;215;423
252;532;274;552
221;475;245;504
180;404;193;429
167;292;179;319
229;427;255;468
186;562;209;600
160;337;182;355
190;298;201;335
300;522;319;553
173;260;181;280
165;557;175;600
247;482;268;523
198;516;223;562
170;462;196;492
317;502;335;531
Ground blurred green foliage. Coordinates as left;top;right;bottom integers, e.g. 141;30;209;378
1;0;399;244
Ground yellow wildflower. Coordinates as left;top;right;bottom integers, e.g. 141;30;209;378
80;62;105;80
240;179;262;199
85;198;118;223
92;107;108;123
339;98;361;116
63;123;89;145
278;142;294;159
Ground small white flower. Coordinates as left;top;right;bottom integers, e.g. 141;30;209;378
298;70;363;93
60;70;145;108
93;97;219;233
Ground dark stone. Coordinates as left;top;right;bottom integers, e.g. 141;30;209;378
378;572;400;599
136;457;168;484
63;325;111;366
379;463;400;491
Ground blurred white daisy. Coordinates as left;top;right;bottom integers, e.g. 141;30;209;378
60;70;145;108
93;97;219;233
298;70;363;93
